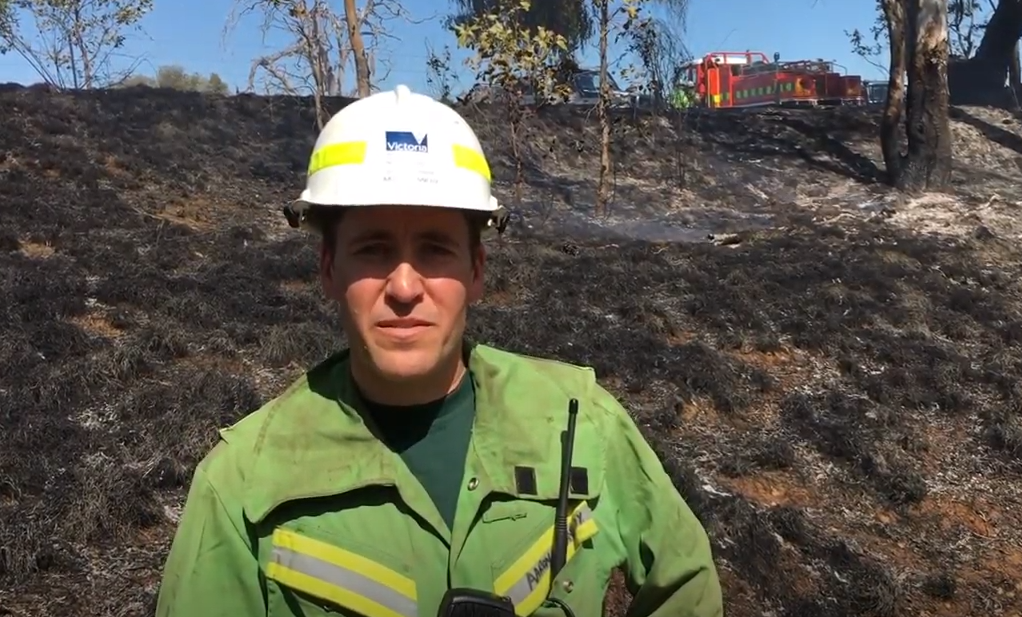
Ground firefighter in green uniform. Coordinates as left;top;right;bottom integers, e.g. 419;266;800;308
155;84;724;617
670;86;692;109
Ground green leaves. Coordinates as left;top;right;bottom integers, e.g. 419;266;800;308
455;0;571;103
451;0;593;53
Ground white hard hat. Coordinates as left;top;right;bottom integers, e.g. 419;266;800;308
286;84;505;231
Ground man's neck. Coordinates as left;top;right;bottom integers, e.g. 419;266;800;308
351;356;467;407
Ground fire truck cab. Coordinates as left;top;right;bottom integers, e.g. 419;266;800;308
677;51;769;107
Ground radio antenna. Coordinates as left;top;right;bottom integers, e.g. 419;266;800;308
550;398;579;577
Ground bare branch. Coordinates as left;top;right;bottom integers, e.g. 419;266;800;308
225;0;418;109
0;0;152;88
624;14;690;106
850;0;991;66
424;39;457;101
353;0;433;92
249;46;301;93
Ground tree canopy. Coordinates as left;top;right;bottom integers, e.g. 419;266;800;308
119;64;230;94
449;0;687;55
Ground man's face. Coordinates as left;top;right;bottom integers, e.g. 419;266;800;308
320;205;485;383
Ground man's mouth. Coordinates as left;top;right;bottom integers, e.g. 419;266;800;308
376;318;432;329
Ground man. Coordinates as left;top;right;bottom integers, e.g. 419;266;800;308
155;85;723;617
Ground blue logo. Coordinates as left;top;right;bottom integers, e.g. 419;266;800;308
385;131;428;153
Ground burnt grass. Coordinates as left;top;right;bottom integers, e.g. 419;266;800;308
3;85;1022;617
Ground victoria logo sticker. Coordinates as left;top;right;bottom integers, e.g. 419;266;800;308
385;131;428;153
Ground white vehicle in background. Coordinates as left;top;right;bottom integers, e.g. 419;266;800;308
524;69;635;107
864;81;889;106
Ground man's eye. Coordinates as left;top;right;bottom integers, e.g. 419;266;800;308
355;244;387;255
426;244;453;255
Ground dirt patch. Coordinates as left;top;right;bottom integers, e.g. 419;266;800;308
153;196;215;230
720;470;816;508
914;495;998;537
730;346;795;370
679;396;720;424
979;544;1022;586
69;312;124;338
280;279;310;293
103;154;129;176
17;238;54;258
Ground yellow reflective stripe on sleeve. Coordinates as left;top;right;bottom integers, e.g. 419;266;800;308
308;141;367;175
266;528;417;617
453;144;491;181
494;502;599;616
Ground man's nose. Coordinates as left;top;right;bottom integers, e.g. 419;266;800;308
385;261;424;303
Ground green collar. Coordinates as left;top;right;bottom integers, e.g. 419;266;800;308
242;343;604;524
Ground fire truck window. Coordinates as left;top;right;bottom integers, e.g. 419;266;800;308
731;66;740;76
573;72;595;94
679;67;695;87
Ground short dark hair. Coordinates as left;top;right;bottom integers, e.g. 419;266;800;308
314;207;486;258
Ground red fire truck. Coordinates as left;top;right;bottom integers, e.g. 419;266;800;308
676;51;866;109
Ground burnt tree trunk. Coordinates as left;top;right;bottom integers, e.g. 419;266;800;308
949;0;1022;104
901;0;954;190
595;0;611;218
975;0;1022;61
343;0;372;97
881;0;909;181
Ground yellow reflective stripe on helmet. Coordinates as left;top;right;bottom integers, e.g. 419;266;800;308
493;502;599;616
308;140;489;182
266;528;417;617
453;143;491;181
308;141;367;175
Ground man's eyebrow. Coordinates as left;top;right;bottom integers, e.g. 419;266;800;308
348;230;391;243
418;230;458;244
346;229;458;245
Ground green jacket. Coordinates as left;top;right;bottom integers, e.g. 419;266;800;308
155;344;723;617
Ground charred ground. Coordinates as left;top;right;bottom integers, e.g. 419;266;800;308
2;85;1022;616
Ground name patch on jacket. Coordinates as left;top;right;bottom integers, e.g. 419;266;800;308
493;501;598;616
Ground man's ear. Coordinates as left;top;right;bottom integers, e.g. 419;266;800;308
468;244;486;303
319;242;336;298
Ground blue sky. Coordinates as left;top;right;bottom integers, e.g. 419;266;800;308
0;0;889;94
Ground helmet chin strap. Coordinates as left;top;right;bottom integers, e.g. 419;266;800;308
282;202;305;229
486;205;509;235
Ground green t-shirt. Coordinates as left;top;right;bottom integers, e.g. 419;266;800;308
359;374;476;532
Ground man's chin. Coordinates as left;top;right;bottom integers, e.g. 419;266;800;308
367;348;440;381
